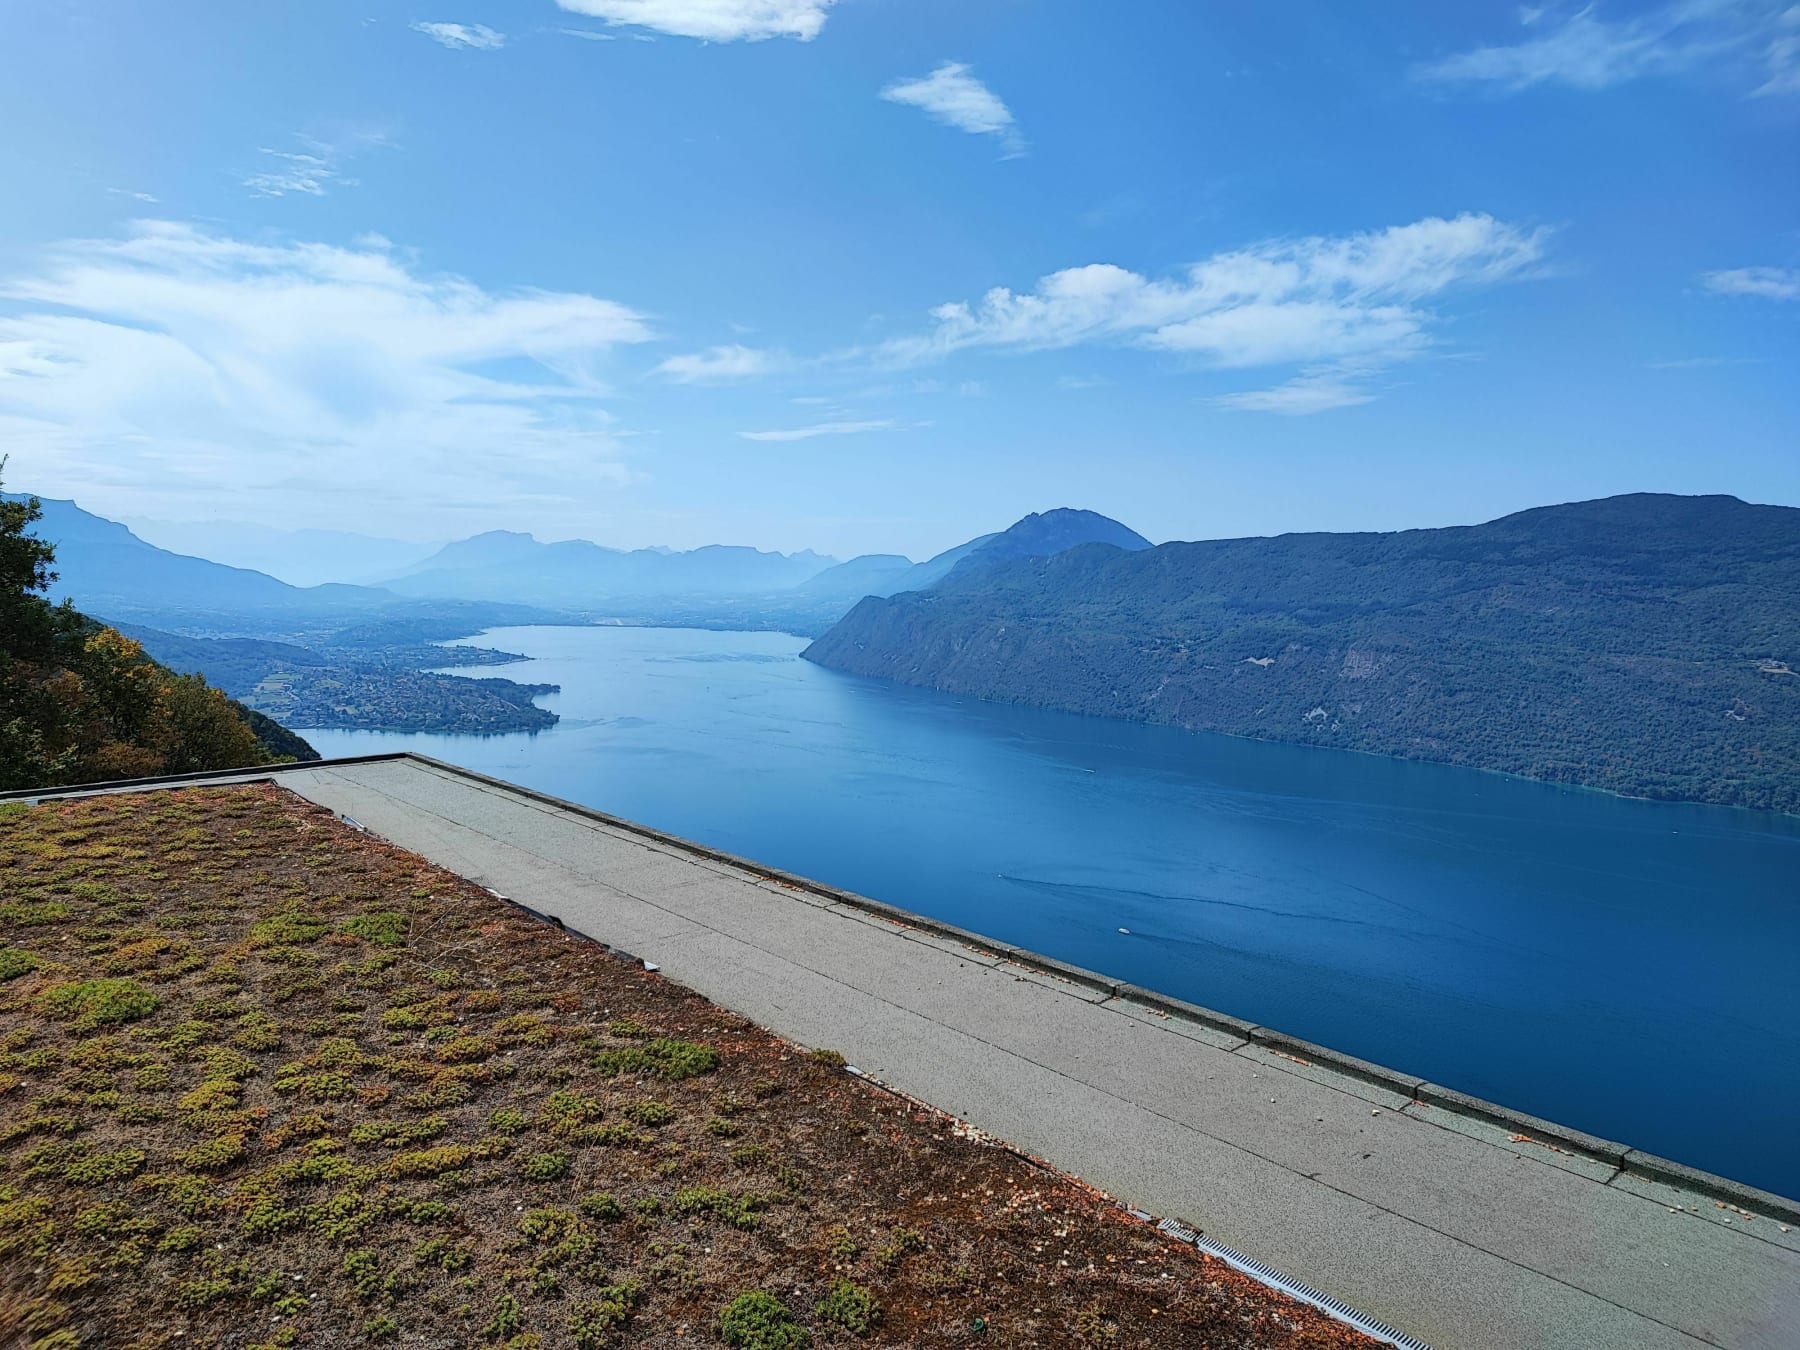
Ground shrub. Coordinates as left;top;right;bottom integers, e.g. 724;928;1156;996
717;1291;808;1350
816;1280;882;1336
807;1048;847;1070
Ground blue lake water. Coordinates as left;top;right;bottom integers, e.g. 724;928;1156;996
300;624;1800;1199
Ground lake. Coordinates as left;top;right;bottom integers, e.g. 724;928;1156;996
300;624;1800;1199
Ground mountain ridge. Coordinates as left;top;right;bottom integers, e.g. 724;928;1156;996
804;493;1800;813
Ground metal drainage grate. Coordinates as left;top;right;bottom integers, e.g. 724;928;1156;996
1159;1220;1432;1350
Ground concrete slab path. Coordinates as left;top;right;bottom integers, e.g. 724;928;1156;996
22;756;1800;1350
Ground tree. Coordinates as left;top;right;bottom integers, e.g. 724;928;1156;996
0;462;277;789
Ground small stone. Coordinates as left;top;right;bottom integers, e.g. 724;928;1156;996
1371;1109;1381;1116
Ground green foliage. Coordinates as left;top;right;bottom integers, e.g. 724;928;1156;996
717;1291;809;1349
540;1089;605;1132
63;1147;146;1185
522;1151;570;1182
590;1037;719;1081
37;978;158;1030
249;909;330;948
568;1282;642;1346
0;469;285;789
673;1185;768;1230
339;912;408;948
488;1106;530;1135
624;1101;675;1127
825;1226;858;1260
578;1192;623;1222
875;1226;924;1268
485;1294;525;1340
0;947;40;982
816;1280;882;1336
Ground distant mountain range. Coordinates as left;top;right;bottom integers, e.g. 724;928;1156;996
805;494;1800;814
18;491;1158;637
8;495;828;631
11;495;390;621
379;531;839;606
118;519;441;589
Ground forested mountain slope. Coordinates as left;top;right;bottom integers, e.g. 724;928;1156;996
1;484;316;790
805;494;1800;812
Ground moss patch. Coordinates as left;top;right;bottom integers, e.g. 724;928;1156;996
0;785;1378;1350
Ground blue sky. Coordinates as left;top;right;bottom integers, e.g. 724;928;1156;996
0;0;1796;560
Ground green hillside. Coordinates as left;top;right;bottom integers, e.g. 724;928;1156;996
804;494;1800;813
0;477;316;790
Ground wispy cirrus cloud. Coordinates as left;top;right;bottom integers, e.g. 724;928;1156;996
881;63;1024;156
412;21;506;50
654;343;784;382
0;222;653;528
244;148;344;198
1702;265;1800;300
241;132;389;199
1415;1;1800;96
552;0;835;42
1213;372;1378;416
868;213;1550;413
739;419;898;442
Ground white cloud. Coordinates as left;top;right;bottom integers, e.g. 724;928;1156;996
241;132;388;199
0;222;653;528
1415;2;1800;96
412;21;506;49
552;0;835;42
244;149;342;198
559;27;618;40
654;343;781;382
739;419;897;441
108;188;159;204
1702;265;1800;300
1213;372;1376;416
881;63;1024;156
870;214;1548;411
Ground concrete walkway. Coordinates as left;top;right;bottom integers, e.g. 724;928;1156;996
23;756;1800;1350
